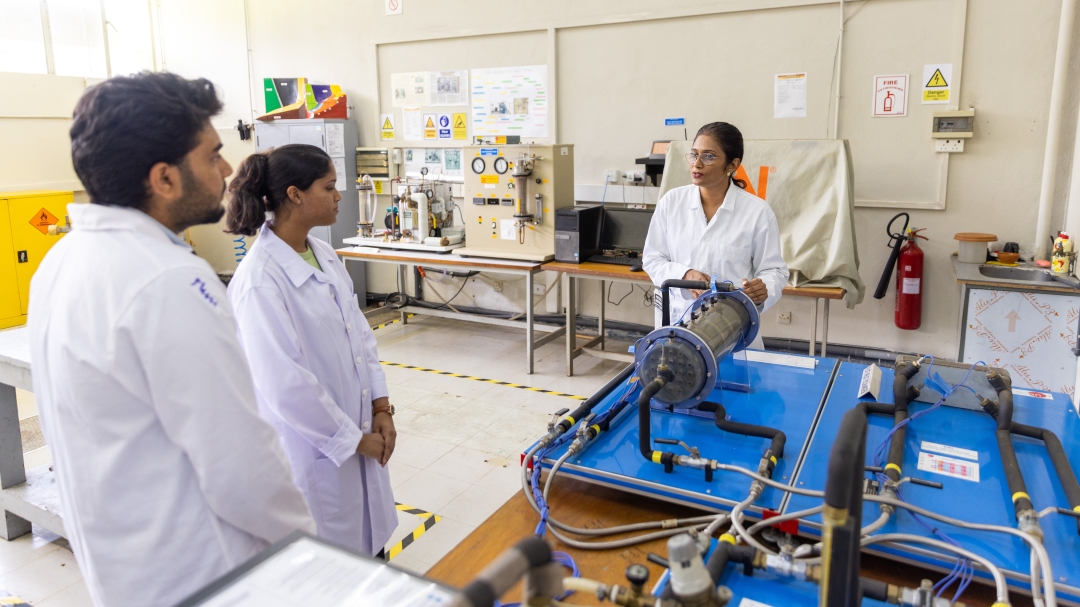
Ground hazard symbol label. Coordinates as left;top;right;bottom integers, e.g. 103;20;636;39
921;63;951;105
382;117;393;129
925;69;948;88
29;208;58;235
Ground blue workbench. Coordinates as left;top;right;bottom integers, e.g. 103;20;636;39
538;355;838;515
788;361;1080;602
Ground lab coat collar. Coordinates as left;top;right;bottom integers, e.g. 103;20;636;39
258;222;327;289
68;203;180;244
690;184;739;218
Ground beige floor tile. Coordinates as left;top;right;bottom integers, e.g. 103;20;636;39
392;469;469;513
393;517;476;566
471;384;536;407
35;578;93;607
388;554;430;575
387;460;422;489
387;384;440;408
406;392;472;415
474;461;527;500
395;408;492;446
0;546;82;604
424;446;509;485
386;511;422;552
391;435;456;470
379;364;419;386
420;374;496;400
0;532;61;578
15;389;37;421
437;485;515;527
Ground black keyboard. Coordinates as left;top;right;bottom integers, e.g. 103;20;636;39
588;254;639;266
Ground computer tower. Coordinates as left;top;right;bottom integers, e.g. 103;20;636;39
554;205;602;263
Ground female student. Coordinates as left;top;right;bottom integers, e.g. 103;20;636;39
642;122;789;348
225;144;397;557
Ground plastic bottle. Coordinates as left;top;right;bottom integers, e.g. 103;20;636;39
1052;240;1070;274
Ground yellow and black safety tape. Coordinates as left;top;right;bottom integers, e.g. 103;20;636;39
0;595;29;606
379;361;587;400
388;502;441;560
369;313;417;331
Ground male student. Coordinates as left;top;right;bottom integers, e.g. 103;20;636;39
28;72;316;607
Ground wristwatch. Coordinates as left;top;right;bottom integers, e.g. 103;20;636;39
373;403;395;417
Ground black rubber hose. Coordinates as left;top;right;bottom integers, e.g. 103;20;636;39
639;378;666;460
986;372;1033;516
860;578;890;602
1008;422;1080;529
885;362;919;483
702;401;786;474
658;279;710;326
825;403;869;511
558;363;636;434
823;403;869;607
658;543;756;600
873;212;909;300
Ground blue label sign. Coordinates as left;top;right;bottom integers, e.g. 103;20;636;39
480;148;499;156
438;129;451;138
665;117;685;126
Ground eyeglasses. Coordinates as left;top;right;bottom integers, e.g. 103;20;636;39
685;152;720;166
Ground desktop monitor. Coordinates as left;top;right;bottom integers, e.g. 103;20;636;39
599;208;653;253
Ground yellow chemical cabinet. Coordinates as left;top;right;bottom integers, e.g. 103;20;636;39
1;191;73;329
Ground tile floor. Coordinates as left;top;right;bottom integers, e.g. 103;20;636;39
0;314;628;605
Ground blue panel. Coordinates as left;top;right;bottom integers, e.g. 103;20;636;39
537;356;837;513
789;361;1080;601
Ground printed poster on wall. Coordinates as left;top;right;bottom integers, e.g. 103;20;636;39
430;70;469;106
774;73;807;118
401;106;423;140
470;65;549;138
390;72;429;107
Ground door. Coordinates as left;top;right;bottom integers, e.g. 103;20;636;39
0;200;23;323
7;193;71;314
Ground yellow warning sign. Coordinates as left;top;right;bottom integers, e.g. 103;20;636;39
29;207;58;235
452;112;467;140
480;175;498;185
425;116;435;128
374;181;384;194
925;69;948;88
381;130;395;140
382;117;393;129
923;89;949;102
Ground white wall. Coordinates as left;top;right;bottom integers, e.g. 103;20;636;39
6;0;1080;361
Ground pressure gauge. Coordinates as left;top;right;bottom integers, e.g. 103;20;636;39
420;166;429;175
471;157;486;174
494;157;509;174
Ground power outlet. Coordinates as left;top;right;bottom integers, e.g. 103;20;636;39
605;170;620;184
935;138;965;153
777;311;791;324
533;284;547;296
493;280;503;293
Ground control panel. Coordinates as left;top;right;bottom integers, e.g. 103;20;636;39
457;144;574;262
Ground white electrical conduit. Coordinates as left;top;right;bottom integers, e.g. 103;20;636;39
1035;0;1078;259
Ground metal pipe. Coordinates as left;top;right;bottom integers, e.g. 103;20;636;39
1035;0;1078;259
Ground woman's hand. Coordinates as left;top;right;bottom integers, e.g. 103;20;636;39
357;433;386;464
742;278;768;305
372;410;397;466
683;269;711;298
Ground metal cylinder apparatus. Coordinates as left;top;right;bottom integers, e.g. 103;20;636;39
635;290;759;407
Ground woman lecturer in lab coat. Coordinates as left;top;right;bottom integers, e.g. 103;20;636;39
225;144;397;557
643;122;789;348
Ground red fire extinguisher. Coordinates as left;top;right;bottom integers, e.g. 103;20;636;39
895;228;927;330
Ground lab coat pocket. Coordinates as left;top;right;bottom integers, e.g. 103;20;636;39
308;456;362;543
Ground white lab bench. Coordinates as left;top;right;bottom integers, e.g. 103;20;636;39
0;326;64;541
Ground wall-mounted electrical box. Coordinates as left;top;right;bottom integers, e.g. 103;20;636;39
932;109;975;153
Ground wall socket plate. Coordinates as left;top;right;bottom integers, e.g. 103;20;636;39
935;138;965;153
533;284;547;295
777;311;791;324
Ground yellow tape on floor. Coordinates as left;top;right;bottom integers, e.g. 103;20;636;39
389;502;441;560
380;361;586;400
369;313;416;331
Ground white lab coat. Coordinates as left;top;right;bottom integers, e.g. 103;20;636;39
228;223;397;556
28;203;316;607
643;184;789;348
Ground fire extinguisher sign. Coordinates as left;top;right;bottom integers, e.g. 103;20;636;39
873;74;908;117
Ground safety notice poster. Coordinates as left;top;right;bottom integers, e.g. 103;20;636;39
390;72;429;107
470;65;549;138
430;70;469;106
774;73;807;119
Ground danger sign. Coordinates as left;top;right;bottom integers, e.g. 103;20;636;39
922;63;952;105
872;74;908;117
29;207;58;235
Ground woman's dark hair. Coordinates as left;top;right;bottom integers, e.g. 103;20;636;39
70;72;223;208
694;122;747;189
225;144;333;236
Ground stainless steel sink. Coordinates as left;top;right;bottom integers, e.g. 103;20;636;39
978;265;1080;287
